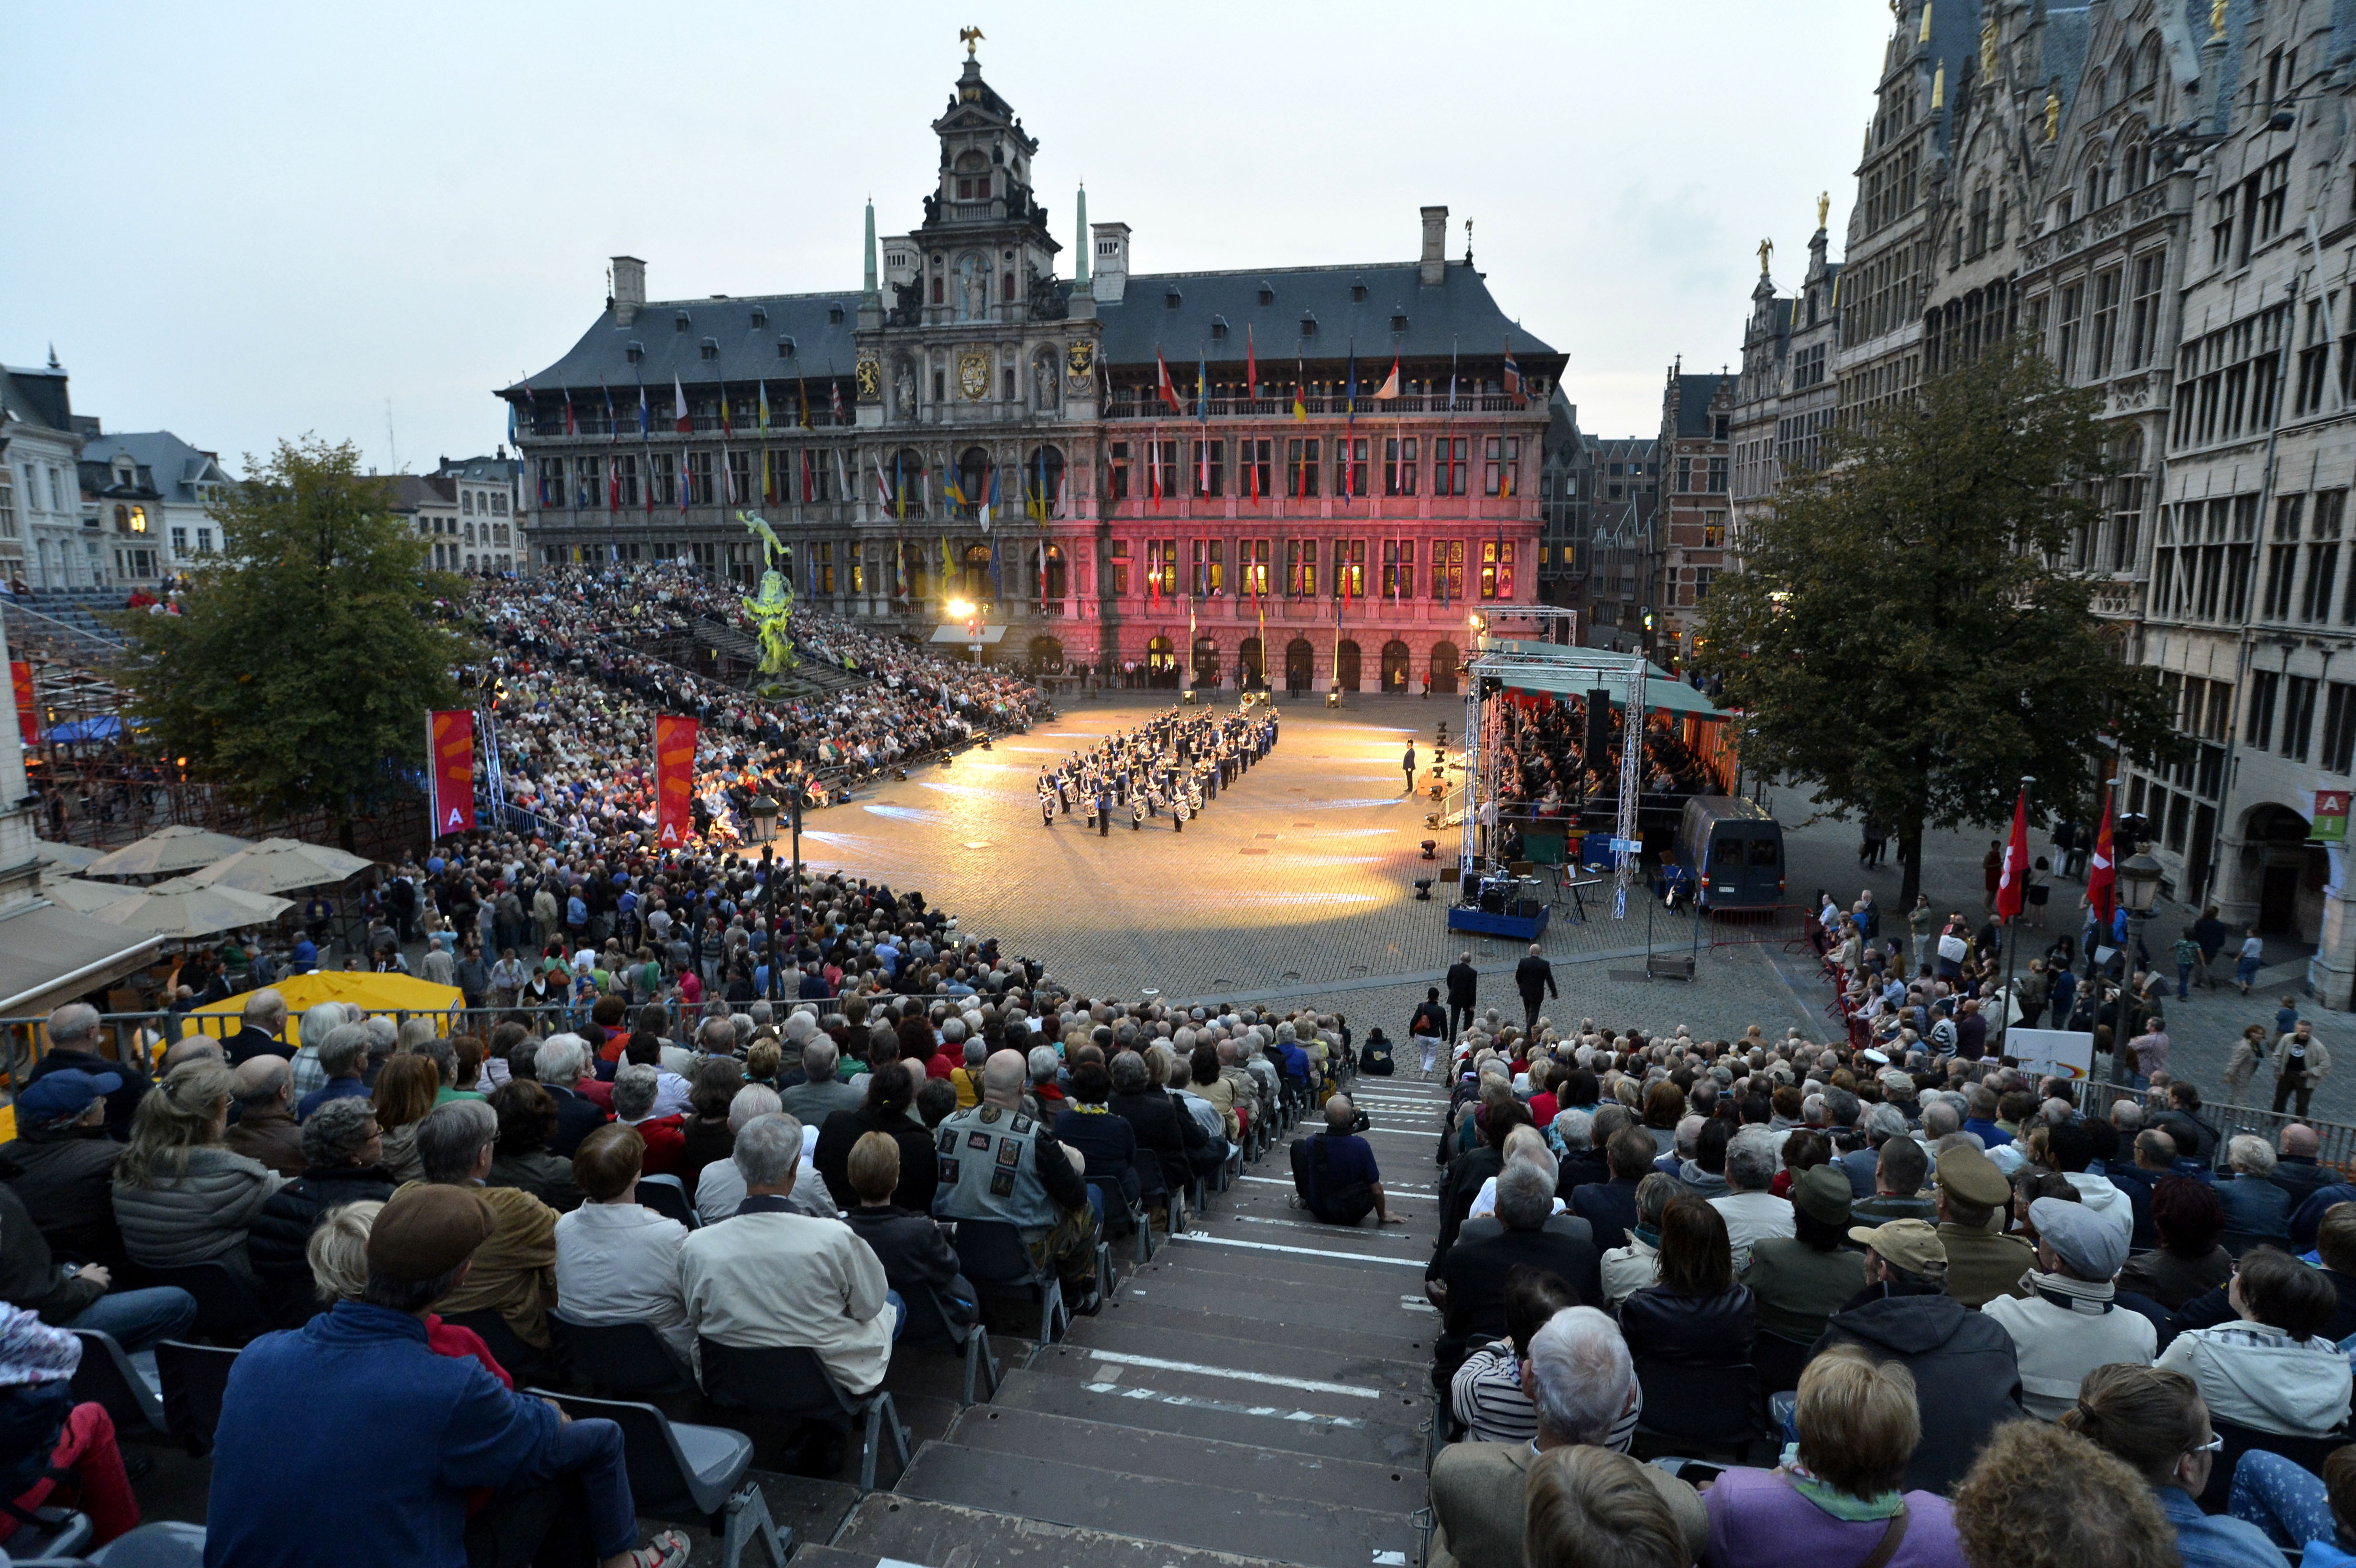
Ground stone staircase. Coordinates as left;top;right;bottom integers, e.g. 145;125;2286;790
818;1070;1450;1568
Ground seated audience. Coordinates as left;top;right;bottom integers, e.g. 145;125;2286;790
934;1049;1103;1313
224;1056;305;1178
1620;1196;1754;1368
110;1057;286;1282
841;1131;978;1332
1290;1094;1404;1228
1450;1266;1641;1450
1524;1446;1689;1568
0;1067;126;1268
1601;1172;1680;1308
484;1080;585;1214
2116;1176;2233;1311
2157;1245;2352;1438
1740;1164;1865;1347
551;1125;693;1366
402;1100;558;1354
814;1061;939;1214
1980;1195;2155;1421
371;1052;442;1185
2062;1361;2291;1568
1950;1418;2182;1568
248;1098;395;1321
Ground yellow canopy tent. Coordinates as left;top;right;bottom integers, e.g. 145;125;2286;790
186;972;465;1048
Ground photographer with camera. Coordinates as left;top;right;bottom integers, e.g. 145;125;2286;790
1289;1095;1405;1228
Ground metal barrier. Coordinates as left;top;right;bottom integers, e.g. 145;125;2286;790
1706;902;1816;958
2076;1079;2356;1178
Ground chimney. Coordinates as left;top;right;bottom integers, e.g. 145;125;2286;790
1091;221;1131;304
611;256;646;327
1420;206;1449;286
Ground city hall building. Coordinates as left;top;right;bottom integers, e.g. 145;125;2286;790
504;44;1562;692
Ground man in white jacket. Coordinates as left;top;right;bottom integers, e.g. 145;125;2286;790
1982;1197;2155;1421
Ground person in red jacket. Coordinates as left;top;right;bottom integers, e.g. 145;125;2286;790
609;1065;686;1176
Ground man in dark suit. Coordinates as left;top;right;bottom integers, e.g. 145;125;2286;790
1432;1163;1603;1384
1444;953;1479;1044
1570;1127;1658;1251
532;1036;610;1159
225;989;290;1067
1513;944;1558;1038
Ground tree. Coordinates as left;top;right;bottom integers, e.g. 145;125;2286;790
112;437;479;847
1694;340;2181;909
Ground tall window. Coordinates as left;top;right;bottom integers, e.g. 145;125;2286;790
650;453;676;507
1192;438;1224;498
1237;438;1271;501
1108;441;1131;501
1145;538;1178;596
1191;538;1224;596
1333;538;1365;599
1108;541;1129;595
1706;456;1728;493
1239;538;1271;595
616;454;640;509
2247;668;2281;748
726;450;751;505
686;451;715;506
2056;281;2084;379
2088;267;2123;378
1483;436;1520;497
2325;683;2356;774
1385;436;1419;496
0;473;17;540
1285;538;1318;597
1434;438;1467;496
1478;540;1515;599
2286;675;2321;760
575;456;601;509
1334;438;1368;499
1431;539;1466;599
2264;495;2303;619
815;541;835;595
2258;154;2291;244
1381;538;1416;598
2127;251;2165;368
1287;438;1321;498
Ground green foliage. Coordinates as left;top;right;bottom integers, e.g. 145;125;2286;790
1694;339;2182;901
110;437;480;829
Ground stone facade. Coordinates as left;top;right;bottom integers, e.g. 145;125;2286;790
1654;367;1733;667
505;47;1562;693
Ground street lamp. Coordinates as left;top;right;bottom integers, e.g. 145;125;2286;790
2109;841;2165;1090
743;796;780;845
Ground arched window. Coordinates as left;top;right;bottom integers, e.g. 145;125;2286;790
886;448;926;515
1022;446;1065;514
2135;35;2162;95
2123;141;2149;193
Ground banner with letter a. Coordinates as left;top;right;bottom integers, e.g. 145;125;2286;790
9;662;36;746
427;709;477;838
655;714;698;849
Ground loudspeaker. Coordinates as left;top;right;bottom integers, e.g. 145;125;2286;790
1461;872;1481;903
1585;688;1613;763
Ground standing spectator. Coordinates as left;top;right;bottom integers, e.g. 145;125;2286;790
1445;953;1479;1045
1980;1197;2155;1421
2234;928;2265;994
552;1125;692;1366
2126;1014;2170;1088
1514;944;1558;1038
2272;1022;2328;1116
1409;988;1450;1079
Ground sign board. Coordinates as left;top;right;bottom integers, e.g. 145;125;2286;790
2007;1028;2096;1082
1609;838;1643;854
2315;790;2351;843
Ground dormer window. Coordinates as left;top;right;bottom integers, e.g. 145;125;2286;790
777;336;797;359
700;338;719;360
1165;286;1183;309
828;306;844;325
674;310;692;332
750;305;767;327
1299;311;1318;336
1258;283;1275;305
1391;309;1409;334
1210;316;1229;340
626;341;644;364
1350;280;1368;302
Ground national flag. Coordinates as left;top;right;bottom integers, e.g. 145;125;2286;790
832;446;850;502
1035;444;1048;521
1156;350;1187;415
677;448;687;513
757;381;771;432
1996;787;2031;921
1245;434;1259;502
2087;797;2117;920
945;469;968;512
1292;357;1308;422
800;449;813;504
831;379;846;424
1197;355;1209;422
1344;348;1357;423
636;383;649;436
1246;326;1258;399
608;457;619;512
894;453;905;522
564;389;577;436
985;462;1000;531
719;386;733;437
797;376;811;428
1375;357;1401;400
672;376;691;434
1148;436;1162;511
1502;346;1524;402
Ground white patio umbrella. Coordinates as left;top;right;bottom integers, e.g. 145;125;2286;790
185;837;373;895
84;825;257;880
42;877;139;915
90;878;294;940
32;840;104;872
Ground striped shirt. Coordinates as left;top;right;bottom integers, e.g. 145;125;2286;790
1450;1340;1642;1450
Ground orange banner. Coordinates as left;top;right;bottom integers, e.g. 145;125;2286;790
655;714;698;849
9;662;34;746
428;709;476;838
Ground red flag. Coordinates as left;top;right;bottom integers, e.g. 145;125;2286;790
1501;348;1524;403
672;376;691;434
1155;351;1186;415
654;715;699;849
10;660;37;745
2086;797;2117;920
1996;788;2030;920
427;710;477;838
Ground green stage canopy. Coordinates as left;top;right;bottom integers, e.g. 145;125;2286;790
1480;642;1724;720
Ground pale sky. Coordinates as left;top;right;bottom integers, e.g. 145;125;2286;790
3;1;1895;476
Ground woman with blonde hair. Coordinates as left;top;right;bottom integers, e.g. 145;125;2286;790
371;1053;442;1184
111;1057;286;1279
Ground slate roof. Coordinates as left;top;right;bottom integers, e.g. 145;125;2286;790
435;454;519;485
2044;6;2094;122
0;366;73;436
507;258;1557;403
1671;374;1733;438
78;431;231;501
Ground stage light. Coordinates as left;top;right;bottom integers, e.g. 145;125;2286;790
1414;879;1434;901
1420;839;1436;859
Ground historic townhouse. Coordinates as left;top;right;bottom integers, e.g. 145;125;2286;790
505;44;1562;695
1653;367;1733;669
1727;215;1842;555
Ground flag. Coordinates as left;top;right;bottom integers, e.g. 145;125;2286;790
797;376;811;428
719;386;733;438
2087;797;2117;920
989;534;1002;599
757;381;771;432
831;379;846;423
1996;787;2030;920
1245;434;1259;502
608;458;619;512
985;462;999;532
1502;346;1524;402
677;448;687;513
1448;340;1460;411
1292;358;1308;422
1197;355;1209;422
10;660;38;745
1375;357;1401;400
564;389;577;436
1344;348;1357;423
1156;350;1186;415
1246;325;1258;399
894;453;905;522
672;376;691;434
427;710;477;837
1148;435;1162;511
505;393;518;451
1035;444;1048;521
800;449;813;504
654;715;698;849
832;446;850;502
637;382;649;436
945;468;968;511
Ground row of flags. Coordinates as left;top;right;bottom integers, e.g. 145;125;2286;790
1150;336;1521;424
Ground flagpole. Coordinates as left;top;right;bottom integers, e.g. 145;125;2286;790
2000;774;2033;1058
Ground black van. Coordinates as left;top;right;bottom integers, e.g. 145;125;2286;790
1673;796;1786;910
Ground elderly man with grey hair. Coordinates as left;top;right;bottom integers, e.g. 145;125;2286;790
693;1086;832;1225
407;1098;559;1356
1838;1101;1911;1198
780;1037;859;1125
226;987;290;1067
934;1048;1102;1312
17;1002;140;1141
283;1001;354;1100
530;1033;610;1158
296;1024;374;1122
223;1056;305;1178
1434;1161;1604;1382
679;1111;900;1395
1709;1126;1795;1272
1427;1307;1706;1568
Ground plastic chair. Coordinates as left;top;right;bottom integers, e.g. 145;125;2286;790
637;1173;699;1230
534;1390;787;1568
440;1308;557;1388
1630;1359;1766;1459
1749;1331;1816;1398
153;1339;240;1457
2;1508;92;1562
695;1340;911;1494
2197;1418;2348;1513
67;1328;170;1444
132;1262;268;1345
1091;1178;1154;1264
546;1309;693;1397
951;1218;1069;1356
84;1520;210;1566
898;1283;1000;1407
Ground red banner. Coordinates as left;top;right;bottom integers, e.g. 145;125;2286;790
654;714;698;849
9;662;35;746
428;709;477;838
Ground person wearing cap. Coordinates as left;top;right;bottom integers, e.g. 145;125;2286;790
204;1183;691;1568
1980;1195;2157;1422
1933;1143;2036;1310
1739;1164;1866;1346
1812;1218;2025;1496
0;1067;128;1269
